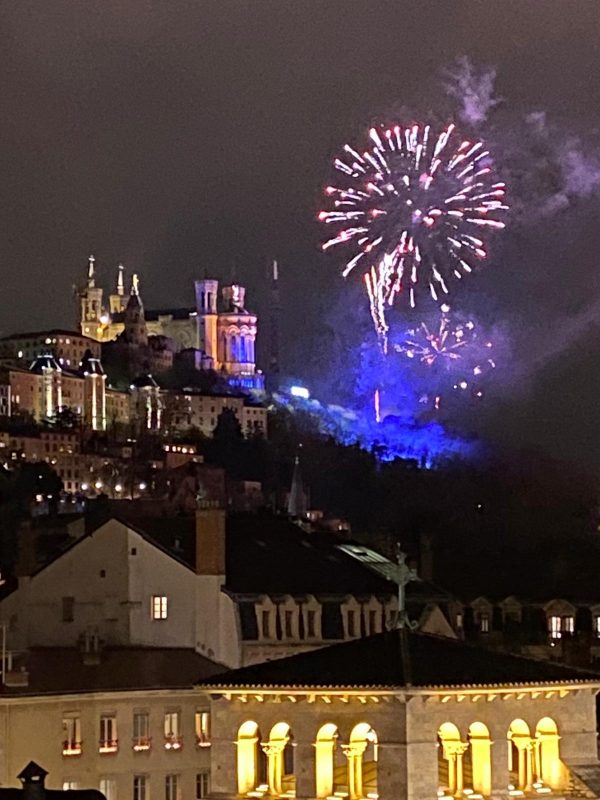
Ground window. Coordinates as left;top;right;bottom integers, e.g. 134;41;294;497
479;612;490;633
284;610;294;638
261;609;271;639
99;778;116;800
456;613;464;629
99;714;118;753
63;781;80;791
133;776;147;800
62;715;82;756
563;615;575;635
133;711;151;751
368;609;378;634
196;772;209;800
62;597;75;623
165;775;180;800
164;711;182;750
347;610;356;637
195;711;210;747
595;616;600;638
549;615;562;639
151;595;168;620
306;609;316;638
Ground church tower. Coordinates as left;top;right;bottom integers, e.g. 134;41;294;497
109;264;126;315
79;255;106;340
195;278;219;363
122;274;148;347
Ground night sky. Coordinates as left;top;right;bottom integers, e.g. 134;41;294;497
2;2;600;466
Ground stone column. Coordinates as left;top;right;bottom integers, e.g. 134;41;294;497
342;741;367;800
295;741;316;800
262;741;286;795
490;737;509;798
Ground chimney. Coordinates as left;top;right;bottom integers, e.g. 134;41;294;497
18;762;47;800
195;507;226;576
15;521;37;578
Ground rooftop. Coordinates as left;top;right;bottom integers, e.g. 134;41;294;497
199;628;600;690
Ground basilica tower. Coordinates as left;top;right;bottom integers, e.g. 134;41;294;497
195;278;219;363
79;255;106;340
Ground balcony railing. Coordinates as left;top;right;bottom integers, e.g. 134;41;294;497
99;739;119;754
196;734;211;748
164;734;184;751
133;736;152;752
62;740;82;757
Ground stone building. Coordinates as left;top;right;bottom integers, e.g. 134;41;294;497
202;628;600;800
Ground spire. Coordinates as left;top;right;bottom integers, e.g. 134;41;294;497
272;259;278;282
87;254;96;288
287;451;307;518
117;264;125;296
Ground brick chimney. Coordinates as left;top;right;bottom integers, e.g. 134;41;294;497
195;507;226;576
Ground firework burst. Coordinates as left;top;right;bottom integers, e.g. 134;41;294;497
319;121;508;338
394;307;496;407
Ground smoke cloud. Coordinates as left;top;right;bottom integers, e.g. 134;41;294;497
443;55;500;126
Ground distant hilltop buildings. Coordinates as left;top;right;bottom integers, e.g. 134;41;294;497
0;256;267;438
78;255;259;383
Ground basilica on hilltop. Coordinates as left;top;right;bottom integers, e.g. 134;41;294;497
78;255;261;388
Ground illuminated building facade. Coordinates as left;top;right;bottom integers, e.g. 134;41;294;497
202;630;600;800
78;256;261;385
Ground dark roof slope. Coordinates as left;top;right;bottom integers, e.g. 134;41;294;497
199;629;600;689
2;647;224;696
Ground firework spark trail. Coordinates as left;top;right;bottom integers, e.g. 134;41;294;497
319;121;508;340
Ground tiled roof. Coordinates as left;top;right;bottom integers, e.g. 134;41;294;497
199;629;600;690
1;647;224;696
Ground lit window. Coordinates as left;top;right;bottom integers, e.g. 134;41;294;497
196;772;210;800
164;711;182;750
133;776;148;800
99;778;116;800
99;714;118;753
347;610;356;637
563;615;575;635
456;613;464;629
479;612;490;633
594;617;600;638
63;781;80;790
133;711;151;751
165;775;180;800
151;596;168;620
549;615;562;639
195;711;211;747
62;716;82;756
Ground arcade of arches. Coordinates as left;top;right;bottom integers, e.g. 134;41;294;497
437;717;566;798
235;716;567;799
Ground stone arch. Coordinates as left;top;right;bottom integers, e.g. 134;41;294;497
438;722;466;796
508;719;532;791
468;721;492;796
346;723;377;800
536;717;566;789
265;722;295;796
237;720;265;795
315;723;340;798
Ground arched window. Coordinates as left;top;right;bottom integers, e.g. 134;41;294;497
345;723;377;800
536;717;565;789
508;719;532;791
237;721;265;795
265;722;295;796
438;722;466;796
468;722;491;796
240;335;247;362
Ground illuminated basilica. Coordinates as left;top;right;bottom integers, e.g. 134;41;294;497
78;255;260;384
